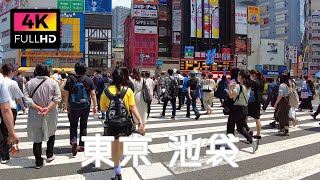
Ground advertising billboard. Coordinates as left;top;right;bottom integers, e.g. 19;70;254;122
248;6;260;24
0;0;18;15
19;0;58;9
236;54;247;70
191;0;219;38
260;39;285;66
134;19;157;34
235;6;247;35
172;2;181;32
133;0;158;5
85;0;112;13
58;0;84;12
133;4;157;18
285;45;298;64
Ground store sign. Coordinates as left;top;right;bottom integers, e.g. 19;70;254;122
262;70;284;77
235;37;247;54
85;0;112;13
133;0;158;5
173;31;181;44
184;46;194;58
222;48;231;60
194;52;222;59
133;4;157;10
159;0;167;4
135;19;157;26
236;54;247;70
134;26;157;34
235;7;247;35
172;3;181;32
20;51;83;58
248;6;260;24
132;8;157;18
58;0;84;12
0;0;18;16
180;60;233;71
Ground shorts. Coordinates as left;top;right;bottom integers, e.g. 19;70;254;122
248;102;261;119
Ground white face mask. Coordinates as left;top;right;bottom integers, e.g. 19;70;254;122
250;75;254;80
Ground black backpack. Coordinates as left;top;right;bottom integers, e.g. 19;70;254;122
142;80;152;104
69;76;90;110
104;86;134;136
169;77;179;97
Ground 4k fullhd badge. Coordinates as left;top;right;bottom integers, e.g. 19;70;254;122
10;9;60;49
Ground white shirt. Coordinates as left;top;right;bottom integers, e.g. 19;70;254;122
177;74;184;88
4;77;24;109
145;78;154;97
53;73;61;81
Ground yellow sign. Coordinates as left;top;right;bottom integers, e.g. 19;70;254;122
248;6;260;24
20;52;83;58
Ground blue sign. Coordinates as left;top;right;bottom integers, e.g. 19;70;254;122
304;68;308;75
223;68;227;76
282;66;288;71
159;0;168;4
262;70;284;77
206;48;216;66
255;65;263;71
46;59;53;66
184;46;194;58
156;59;163;66
85;0;112;13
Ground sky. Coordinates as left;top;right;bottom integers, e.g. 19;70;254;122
112;0;131;8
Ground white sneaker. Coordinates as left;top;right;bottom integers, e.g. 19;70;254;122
252;139;259;154
0;158;10;164
35;160;46;169
46;155;55;163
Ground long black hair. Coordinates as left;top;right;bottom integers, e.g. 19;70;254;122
279;74;290;87
238;70;251;88
112;68;124;91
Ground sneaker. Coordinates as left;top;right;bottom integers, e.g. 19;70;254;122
71;143;77;157
159;114;165;118
195;114;201;120
111;174;122;180
0;158;10;164
171;116;175;120
252;139;259;154
311;114;316;120
79;146;84;152
186;115;190;118
249;131;253;136
35;160;46;169
46;155;55;163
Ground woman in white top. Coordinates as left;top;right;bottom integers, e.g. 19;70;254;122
132;71;148;133
202;73;215;114
144;71;154;118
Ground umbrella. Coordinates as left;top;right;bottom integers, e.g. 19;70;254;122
315;72;320;78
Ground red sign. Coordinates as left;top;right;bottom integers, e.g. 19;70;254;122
222;48;231;60
133;0;158;5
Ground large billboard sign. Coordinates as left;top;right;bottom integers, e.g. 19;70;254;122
190;0;219;38
248;6;260;24
134;19;157;34
285;45;298;64
85;0;112;13
260;39;285;66
133;4;157;18
58;0;84;12
235;7;247;35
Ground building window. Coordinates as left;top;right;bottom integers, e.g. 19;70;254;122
313;30;320;33
312;15;319;19
89;41;109;51
313;23;320;26
1;17;7;22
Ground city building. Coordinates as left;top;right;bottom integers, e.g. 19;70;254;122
259;0;304;50
304;0;320;75
112;45;125;67
85;14;112;72
112;6;130;47
0;0;19;65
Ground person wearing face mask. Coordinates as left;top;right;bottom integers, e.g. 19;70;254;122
246;70;264;139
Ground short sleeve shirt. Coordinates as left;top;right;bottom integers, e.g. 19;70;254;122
64;75;95;101
279;83;290;97
187;79;198;90
233;84;250;106
4;77;24;109
100;85;135;113
0;74;10;104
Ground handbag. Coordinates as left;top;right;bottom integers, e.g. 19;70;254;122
300;91;308;99
202;79;212;93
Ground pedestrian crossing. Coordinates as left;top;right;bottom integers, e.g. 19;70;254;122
0;99;320;180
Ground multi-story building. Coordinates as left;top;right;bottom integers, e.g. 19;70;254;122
304;0;320;75
259;0;304;50
112;6;130;47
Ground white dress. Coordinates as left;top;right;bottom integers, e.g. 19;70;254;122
133;79;148;124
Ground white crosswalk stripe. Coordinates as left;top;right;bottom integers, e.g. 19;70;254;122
0;99;320;180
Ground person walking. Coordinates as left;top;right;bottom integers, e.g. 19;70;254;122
160;69;178;120
274;74;291;136
298;79;315;112
24;64;61;169
227;70;259;153
176;71;184;110
0;64;25;163
132;70;148;132
216;75;228;106
64;63;97;156
157;72;166;104
202;73;215;114
100;68;144;180
186;71;201;119
145;71;154;118
262;78;278;111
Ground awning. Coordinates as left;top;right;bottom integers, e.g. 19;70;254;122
52;68;75;73
18;67;33;72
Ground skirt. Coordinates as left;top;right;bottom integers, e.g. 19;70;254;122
276;97;290;129
248;102;261;119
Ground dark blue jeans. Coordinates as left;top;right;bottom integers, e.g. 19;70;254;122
69;107;90;147
187;91;199;117
162;97;176;117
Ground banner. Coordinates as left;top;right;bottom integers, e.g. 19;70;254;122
172;2;181;32
236;54;247;70
191;0;219;38
85;0;112;13
285;45;298;64
133;4;157;18
58;0;84;12
235;7;247;35
260;39;285;65
248;6;260;24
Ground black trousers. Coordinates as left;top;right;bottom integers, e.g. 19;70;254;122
227;106;252;143
262;95;273;110
162;97;176;117
0;109;17;160
69;108;90;146
147;101;152;116
33;135;55;166
177;88;183;109
96;90;102;111
186;91;199;117
314;104;320;116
